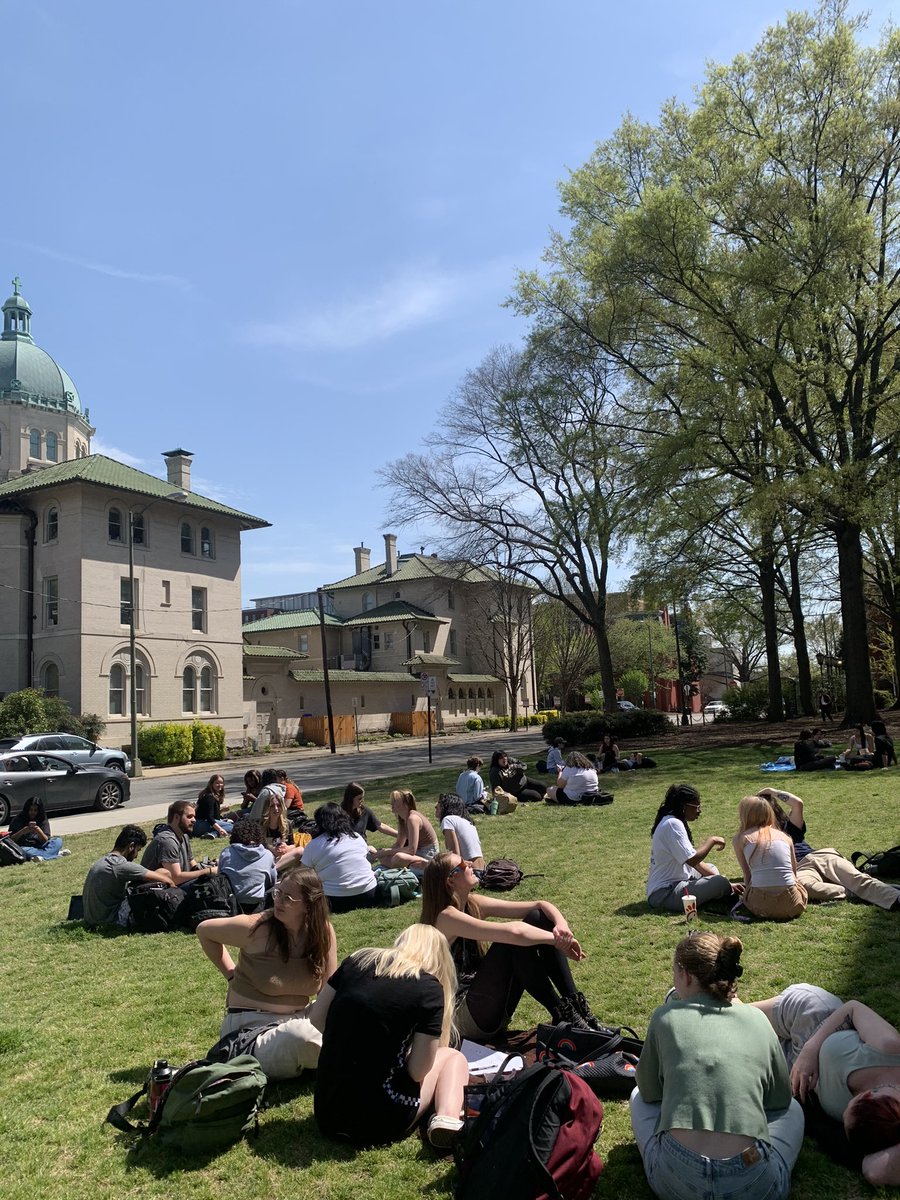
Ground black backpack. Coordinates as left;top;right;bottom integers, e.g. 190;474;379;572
479;859;525;890
851;845;900;878
126;882;187;933
454;1060;603;1200
0;835;28;867
179;874;240;930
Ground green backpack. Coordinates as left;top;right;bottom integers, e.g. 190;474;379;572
373;866;421;907
106;1055;266;1153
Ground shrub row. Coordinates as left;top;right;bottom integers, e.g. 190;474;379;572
464;711;558;732
542;708;669;745
137;721;226;766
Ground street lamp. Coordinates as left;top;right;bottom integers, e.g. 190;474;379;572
127;492;186;777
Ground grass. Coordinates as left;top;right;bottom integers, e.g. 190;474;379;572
1;742;898;1200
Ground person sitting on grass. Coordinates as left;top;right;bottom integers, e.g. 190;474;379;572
197;865;336;1080
82;824;174;928
216;818;277;913
758;787;900;910
630;932;803;1200
455;757;488;811
239;769;261;814
838;724;876;770
545;738;566;775
547;750;599;805
248;768;286;822
373;790;439;871
732;795;807;921
311;924;468;1150
141;800;216;887
871;720;897;768
793;728;836;772
301;803;380;913
421;852;602;1040
488;750;545;804
435;794;485;871
195;773;234;838
7;796;69;860
340;781;398;841
597;732;622;773
646;784;735;913
752;985;900;1188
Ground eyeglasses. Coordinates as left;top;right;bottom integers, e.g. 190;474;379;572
272;887;302;904
449;861;470;876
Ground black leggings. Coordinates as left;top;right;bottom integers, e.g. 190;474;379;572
464;907;577;1033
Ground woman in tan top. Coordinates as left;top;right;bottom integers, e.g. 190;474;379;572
197;865;337;1079
373;790;439;871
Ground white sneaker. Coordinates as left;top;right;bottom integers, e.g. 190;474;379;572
427;1114;464;1149
58;848;72;857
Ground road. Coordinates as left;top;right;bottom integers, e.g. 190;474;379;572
50;729;549;838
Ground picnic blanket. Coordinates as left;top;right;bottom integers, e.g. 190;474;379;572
760;757;796;772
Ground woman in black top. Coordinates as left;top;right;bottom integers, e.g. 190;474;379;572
340;782;398;841
195;773;234;837
311;924;468;1149
488;750;545;804
7;797;67;860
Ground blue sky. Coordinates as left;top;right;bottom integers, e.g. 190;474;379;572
4;0;891;602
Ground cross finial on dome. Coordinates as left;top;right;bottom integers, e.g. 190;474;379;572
11;276;22;295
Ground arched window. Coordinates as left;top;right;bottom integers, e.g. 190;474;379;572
181;522;195;554
108;507;122;541
46;432;58;462
134;663;147;715
200;526;214;558
41;662;59;698
199;666;214;712
182;665;197;712
44;507;58;542
29;428;41;458
362;591;374;612
109;664;125;715
132;513;145;545
447;687;455;700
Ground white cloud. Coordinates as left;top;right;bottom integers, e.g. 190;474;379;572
90;439;144;468
245;259;516;352
18;241;190;291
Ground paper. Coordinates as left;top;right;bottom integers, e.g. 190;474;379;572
460;1039;524;1075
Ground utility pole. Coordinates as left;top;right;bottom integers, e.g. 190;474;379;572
318;588;336;754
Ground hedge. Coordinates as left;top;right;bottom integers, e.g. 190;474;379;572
542;709;668;745
191;721;226;763
137;721;226;766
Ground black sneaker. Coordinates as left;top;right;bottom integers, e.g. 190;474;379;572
551;995;593;1031
572;990;605;1032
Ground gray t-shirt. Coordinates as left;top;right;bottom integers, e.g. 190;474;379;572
141;827;193;874
82;853;149;926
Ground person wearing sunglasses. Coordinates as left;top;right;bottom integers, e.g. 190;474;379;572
420;852;601;1041
197;865;337;1079
646;784;735;913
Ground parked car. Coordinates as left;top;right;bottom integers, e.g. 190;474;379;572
0;752;129;824
703;700;730;718
0;733;130;774
616;699;638;711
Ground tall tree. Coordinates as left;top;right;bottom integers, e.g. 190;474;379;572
532;597;598;712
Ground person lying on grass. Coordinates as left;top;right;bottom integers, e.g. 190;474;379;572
646;783;735;913
752;985;900;1188
758;787;900;911
310;924;468;1150
197;865;336;1079
630;931;803;1200
420;851;602;1041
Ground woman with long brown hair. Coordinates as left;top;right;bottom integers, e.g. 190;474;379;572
340;781;398;841
197;865;337;1079
420;852;600;1040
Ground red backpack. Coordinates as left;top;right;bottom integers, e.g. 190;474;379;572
454;1060;603;1200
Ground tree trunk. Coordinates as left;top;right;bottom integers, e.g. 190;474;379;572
834;521;876;725
759;550;784;720
786;546;815;716
592;623;617;713
890;607;900;710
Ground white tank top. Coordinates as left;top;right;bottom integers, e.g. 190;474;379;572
746;835;795;887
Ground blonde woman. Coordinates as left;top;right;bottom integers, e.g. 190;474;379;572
732;795;807;921
311;924;468;1149
260;788;290;854
373;790;439;870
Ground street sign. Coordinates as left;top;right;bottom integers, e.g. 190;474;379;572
420;673;438;696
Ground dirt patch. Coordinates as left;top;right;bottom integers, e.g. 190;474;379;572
621;715;898;753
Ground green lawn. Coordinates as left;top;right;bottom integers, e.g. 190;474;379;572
1;744;898;1199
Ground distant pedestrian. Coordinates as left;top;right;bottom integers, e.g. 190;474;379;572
818;691;834;722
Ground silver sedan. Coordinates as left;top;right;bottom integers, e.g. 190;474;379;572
0;752;130;825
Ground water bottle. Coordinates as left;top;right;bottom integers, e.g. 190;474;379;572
148;1059;173;1118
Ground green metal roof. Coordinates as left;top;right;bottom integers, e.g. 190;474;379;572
342;600;448;628
0;454;269;528
447;674;502;684
323;552;497;590
243;610;341;631
0;280;82;414
289;669;415;683
242;644;307;659
403;653;461;667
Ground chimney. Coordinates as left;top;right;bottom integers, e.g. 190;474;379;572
354;544;371;575
162;448;193;491
384;533;398;577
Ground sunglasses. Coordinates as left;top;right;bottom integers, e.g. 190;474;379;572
449;861;470;877
272;887;302;904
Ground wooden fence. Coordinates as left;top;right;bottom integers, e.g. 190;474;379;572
300;715;356;746
390;710;436;737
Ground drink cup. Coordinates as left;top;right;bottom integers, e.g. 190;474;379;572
681;892;698;922
488;799;499;816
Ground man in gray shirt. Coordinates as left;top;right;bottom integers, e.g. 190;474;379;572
141;800;215;887
82;825;174;927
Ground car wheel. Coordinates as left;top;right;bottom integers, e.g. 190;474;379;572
94;779;124;811
106;759;127;772
0;794;10;824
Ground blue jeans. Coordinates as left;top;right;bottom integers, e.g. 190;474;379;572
630;1089;804;1200
194;819;233;837
648;873;733;912
21;836;64;860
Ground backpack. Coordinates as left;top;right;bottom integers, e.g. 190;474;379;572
373;866;421;907
0;834;28;867
536;1022;643;1099
207;1022;281;1063
179;874;240;930
851;844;900;878
493;788;518;815
126;881;187;933
479;859;545;891
106;1055;266;1153
454;1059;603;1200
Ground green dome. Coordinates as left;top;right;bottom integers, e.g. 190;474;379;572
0;279;82;414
